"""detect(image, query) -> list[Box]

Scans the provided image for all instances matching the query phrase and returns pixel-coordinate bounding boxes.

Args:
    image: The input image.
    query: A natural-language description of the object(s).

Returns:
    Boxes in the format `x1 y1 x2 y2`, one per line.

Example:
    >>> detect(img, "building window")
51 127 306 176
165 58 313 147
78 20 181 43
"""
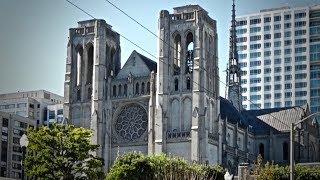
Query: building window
135 83 140 95
264 59 271 65
264 25 271 31
285 57 292 63
285 83 292 89
295 21 306 27
275 102 281 107
146 82 150 94
275 58 281 64
285 92 292 98
259 143 265 159
295 12 306 19
174 79 179 91
250 27 261 33
284 14 291 20
274 15 281 22
285 31 291 37
285 75 292 81
285 101 292 106
264 42 271 48
237 20 247 26
264 94 271 99
264 77 271 82
274 33 281 39
250 18 261 25
284 40 292 46
124 84 128 96
118 85 122 96
264 34 271 40
113 85 117 97
185 78 191 91
264 17 271 23
2 118 8 127
274 41 281 47
250 35 261 41
274 24 281 30
250 52 261 58
275 84 282 90
284 23 291 28
265 85 271 91
250 69 261 75
141 83 145 94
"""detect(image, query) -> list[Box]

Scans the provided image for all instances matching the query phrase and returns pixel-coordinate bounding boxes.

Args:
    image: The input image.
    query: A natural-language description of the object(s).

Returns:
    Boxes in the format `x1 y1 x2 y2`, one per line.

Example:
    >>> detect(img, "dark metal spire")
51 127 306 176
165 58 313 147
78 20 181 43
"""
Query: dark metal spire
226 0 242 111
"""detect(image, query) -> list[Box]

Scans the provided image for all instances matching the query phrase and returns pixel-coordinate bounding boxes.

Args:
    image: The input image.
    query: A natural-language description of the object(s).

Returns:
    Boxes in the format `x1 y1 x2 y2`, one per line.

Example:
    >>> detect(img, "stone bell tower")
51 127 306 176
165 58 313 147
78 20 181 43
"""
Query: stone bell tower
64 19 120 169
155 5 219 164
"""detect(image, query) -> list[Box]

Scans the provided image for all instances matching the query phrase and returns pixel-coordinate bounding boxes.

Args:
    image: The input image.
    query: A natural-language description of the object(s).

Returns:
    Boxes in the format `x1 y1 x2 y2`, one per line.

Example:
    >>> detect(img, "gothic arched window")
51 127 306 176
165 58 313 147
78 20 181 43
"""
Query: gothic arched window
124 84 128 96
186 32 194 74
86 45 94 84
174 34 181 75
135 83 140 95
113 85 117 97
174 79 179 91
87 87 92 100
186 77 191 90
259 143 265 159
283 142 289 161
146 82 150 93
76 46 83 86
141 82 145 94
118 85 122 97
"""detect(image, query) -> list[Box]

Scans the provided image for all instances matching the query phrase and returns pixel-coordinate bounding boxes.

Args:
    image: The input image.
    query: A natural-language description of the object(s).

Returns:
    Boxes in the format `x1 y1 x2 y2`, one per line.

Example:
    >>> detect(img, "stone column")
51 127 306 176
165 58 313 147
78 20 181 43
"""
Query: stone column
148 72 156 155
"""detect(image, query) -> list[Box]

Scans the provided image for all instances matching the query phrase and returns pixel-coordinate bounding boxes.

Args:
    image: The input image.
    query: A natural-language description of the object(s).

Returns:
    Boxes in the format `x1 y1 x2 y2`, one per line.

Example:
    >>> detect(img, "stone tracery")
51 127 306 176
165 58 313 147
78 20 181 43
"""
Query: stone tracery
115 104 148 141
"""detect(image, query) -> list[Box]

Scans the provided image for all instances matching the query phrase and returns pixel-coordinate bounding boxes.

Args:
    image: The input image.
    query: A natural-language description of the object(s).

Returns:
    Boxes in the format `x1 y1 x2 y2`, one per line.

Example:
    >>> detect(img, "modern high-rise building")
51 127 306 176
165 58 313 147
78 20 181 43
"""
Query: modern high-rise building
235 5 320 119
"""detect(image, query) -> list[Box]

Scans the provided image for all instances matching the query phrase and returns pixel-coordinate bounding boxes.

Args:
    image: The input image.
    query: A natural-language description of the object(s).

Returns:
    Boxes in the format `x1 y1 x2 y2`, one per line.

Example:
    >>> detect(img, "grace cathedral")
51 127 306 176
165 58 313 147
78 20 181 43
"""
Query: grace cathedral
64 2 320 172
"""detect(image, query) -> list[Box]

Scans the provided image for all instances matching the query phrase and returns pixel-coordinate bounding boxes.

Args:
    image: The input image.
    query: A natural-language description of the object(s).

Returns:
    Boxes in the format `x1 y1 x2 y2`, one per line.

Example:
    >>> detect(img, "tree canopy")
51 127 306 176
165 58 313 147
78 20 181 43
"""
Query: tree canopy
24 124 104 180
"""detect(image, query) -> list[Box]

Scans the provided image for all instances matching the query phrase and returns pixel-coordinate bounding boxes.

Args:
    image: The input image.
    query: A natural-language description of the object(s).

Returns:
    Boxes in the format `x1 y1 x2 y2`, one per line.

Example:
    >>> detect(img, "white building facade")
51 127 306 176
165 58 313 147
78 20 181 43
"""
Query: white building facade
236 5 320 117
0 90 64 126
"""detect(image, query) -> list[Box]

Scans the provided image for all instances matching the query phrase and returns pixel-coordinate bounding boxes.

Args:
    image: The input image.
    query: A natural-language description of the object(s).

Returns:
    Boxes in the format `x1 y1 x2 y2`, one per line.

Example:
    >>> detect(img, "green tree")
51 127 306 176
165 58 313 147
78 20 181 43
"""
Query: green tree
24 124 105 180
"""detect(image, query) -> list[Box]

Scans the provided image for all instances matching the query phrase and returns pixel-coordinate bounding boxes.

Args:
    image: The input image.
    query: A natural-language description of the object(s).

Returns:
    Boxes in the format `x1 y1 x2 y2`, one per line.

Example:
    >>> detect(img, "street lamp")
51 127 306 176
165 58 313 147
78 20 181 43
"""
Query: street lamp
290 112 320 180
20 134 29 180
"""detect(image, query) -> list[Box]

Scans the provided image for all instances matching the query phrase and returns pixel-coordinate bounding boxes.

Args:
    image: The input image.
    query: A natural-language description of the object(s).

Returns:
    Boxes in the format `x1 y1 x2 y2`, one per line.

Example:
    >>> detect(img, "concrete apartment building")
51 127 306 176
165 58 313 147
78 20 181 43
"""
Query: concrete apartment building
0 111 36 179
0 90 64 126
235 5 320 119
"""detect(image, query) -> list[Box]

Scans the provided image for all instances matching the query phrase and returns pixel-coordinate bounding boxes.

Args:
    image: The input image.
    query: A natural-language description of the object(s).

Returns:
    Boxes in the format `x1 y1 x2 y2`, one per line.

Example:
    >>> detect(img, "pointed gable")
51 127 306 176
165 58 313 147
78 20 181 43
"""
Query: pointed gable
116 50 157 79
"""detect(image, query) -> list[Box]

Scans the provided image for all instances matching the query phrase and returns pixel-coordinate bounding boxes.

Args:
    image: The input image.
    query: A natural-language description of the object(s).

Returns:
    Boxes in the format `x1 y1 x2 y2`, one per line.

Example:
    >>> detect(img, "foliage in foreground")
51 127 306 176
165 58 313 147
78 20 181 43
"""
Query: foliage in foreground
107 153 225 180
253 155 320 180
25 124 105 180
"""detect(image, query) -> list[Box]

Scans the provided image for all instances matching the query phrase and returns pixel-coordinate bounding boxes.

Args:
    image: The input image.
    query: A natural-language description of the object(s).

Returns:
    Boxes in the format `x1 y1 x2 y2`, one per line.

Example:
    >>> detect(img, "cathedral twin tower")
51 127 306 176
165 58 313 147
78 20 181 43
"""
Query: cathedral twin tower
64 5 220 170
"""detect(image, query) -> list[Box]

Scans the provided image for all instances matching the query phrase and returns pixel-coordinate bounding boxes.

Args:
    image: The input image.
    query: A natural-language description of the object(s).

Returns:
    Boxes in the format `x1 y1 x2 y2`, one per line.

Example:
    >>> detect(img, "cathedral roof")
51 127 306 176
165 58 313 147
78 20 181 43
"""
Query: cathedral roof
219 96 308 135
135 51 157 72
245 106 306 133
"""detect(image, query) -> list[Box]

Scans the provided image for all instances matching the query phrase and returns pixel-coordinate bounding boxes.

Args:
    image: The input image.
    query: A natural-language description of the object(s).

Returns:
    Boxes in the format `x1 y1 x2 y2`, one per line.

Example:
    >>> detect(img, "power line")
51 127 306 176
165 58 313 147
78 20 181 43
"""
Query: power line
65 0 290 128
65 0 95 19
64 0 215 98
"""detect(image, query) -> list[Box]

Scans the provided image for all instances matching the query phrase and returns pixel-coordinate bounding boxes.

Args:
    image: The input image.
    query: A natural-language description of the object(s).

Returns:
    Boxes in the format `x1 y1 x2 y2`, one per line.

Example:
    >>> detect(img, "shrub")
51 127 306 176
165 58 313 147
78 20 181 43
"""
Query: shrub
106 153 225 180
256 162 320 180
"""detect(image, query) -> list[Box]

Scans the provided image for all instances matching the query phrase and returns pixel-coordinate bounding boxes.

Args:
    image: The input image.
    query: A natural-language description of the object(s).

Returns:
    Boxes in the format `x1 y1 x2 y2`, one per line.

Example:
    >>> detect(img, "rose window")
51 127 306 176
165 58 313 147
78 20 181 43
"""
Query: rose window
115 104 148 141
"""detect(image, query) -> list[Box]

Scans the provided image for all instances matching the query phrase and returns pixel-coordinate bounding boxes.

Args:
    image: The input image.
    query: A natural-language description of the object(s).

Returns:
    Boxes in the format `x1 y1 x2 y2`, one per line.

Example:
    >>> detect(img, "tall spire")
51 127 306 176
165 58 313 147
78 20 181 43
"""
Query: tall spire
226 0 242 111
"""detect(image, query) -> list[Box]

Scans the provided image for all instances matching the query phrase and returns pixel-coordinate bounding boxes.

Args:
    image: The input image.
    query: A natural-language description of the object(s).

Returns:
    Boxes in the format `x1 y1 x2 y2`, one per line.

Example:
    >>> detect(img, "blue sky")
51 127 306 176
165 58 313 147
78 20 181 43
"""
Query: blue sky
0 0 318 96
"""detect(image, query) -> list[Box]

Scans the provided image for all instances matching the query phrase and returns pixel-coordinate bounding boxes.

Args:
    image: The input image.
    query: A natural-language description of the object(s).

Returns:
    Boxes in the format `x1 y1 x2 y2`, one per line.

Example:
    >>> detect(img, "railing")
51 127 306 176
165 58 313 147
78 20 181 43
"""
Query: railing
166 130 190 139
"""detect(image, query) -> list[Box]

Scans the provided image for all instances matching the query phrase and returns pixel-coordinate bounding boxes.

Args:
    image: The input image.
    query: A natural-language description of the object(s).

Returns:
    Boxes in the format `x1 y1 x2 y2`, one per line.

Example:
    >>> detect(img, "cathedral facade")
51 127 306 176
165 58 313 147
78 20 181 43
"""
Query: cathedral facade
64 4 320 172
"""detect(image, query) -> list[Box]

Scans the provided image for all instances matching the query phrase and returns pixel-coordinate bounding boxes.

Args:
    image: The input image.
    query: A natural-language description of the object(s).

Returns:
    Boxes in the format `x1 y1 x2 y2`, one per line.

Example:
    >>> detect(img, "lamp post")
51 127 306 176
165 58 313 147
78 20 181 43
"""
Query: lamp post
20 134 29 180
290 112 319 180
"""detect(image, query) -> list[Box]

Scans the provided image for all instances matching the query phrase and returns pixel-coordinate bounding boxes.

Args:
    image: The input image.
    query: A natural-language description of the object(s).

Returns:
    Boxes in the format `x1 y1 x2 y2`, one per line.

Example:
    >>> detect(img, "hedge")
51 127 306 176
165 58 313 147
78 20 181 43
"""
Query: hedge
256 162 320 180
106 153 225 180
